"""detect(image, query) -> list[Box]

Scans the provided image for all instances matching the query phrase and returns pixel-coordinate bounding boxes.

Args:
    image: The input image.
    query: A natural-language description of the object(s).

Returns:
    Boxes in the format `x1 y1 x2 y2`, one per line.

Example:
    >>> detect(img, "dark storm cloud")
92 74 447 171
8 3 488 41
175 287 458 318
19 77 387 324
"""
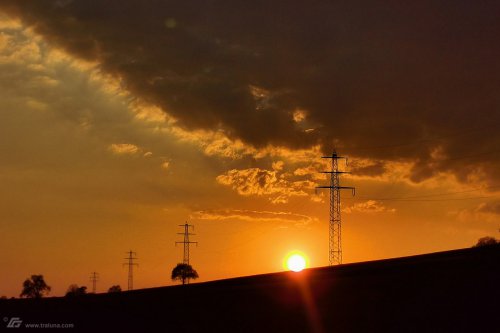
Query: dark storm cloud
1 0 499 183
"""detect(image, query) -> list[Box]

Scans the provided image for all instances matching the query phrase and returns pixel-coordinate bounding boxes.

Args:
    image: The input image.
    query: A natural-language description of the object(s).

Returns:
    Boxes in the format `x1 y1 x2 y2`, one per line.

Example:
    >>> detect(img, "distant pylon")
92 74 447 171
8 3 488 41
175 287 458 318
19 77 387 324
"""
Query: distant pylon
123 250 138 290
316 151 355 265
176 223 197 265
89 272 99 293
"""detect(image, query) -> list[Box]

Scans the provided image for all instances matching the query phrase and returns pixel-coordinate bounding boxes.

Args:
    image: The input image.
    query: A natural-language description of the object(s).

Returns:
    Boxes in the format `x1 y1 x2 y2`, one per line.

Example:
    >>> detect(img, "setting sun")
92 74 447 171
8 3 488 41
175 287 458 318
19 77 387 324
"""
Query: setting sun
284 252 308 272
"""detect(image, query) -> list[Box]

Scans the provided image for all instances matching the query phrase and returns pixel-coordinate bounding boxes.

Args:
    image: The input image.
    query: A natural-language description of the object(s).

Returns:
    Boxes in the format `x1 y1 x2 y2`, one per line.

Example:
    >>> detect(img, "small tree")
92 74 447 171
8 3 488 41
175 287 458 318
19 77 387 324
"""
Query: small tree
20 275 51 299
473 236 498 247
65 284 87 297
171 263 199 285
108 285 122 293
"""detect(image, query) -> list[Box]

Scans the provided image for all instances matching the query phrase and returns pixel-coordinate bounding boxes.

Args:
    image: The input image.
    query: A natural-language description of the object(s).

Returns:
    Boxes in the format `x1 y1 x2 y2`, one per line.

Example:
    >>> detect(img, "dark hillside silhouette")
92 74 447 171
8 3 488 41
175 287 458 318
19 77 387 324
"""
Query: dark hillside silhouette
2 245 499 332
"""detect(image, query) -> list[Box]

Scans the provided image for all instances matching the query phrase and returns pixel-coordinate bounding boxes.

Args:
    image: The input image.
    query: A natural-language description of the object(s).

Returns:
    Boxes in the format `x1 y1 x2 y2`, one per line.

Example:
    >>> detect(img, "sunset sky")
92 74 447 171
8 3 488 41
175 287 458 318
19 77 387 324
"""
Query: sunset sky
1 1 499 297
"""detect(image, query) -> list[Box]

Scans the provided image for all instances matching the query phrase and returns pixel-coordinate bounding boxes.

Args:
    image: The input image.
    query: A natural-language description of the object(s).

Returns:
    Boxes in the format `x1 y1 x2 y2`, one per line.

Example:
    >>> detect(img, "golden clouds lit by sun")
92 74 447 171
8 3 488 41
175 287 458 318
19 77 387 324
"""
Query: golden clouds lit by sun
292 109 306 123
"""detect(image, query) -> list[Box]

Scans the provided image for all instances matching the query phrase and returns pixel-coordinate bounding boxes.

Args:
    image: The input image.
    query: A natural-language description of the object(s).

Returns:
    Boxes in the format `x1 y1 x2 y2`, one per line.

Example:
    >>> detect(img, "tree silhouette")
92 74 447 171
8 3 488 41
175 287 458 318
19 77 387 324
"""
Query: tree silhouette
171 263 199 285
108 285 122 293
20 275 51 298
65 284 87 297
473 236 498 247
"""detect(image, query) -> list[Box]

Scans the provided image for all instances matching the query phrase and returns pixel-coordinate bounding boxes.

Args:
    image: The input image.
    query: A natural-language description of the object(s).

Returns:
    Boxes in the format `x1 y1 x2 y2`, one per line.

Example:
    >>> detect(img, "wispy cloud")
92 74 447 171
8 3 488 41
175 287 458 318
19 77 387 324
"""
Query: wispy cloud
190 209 314 225
343 200 396 214
450 201 500 223
160 161 170 170
476 201 500 215
108 143 140 155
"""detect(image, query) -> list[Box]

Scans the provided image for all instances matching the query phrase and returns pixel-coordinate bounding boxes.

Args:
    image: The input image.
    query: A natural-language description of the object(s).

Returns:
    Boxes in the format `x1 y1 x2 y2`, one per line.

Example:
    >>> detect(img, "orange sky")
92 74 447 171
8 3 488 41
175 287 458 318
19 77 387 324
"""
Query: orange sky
0 3 499 297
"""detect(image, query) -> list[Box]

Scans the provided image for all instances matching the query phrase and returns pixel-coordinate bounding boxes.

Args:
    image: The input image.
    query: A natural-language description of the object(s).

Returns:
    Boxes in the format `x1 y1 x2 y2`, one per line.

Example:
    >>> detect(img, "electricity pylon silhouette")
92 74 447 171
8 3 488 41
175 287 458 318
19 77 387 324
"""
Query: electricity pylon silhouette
176 223 197 265
89 272 99 293
316 151 355 265
123 250 138 290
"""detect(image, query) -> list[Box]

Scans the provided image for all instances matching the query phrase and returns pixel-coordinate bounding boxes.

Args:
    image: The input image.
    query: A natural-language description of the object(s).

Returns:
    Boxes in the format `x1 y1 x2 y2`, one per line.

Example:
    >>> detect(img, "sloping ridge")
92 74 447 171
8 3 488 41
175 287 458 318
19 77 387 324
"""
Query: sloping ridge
2 245 499 332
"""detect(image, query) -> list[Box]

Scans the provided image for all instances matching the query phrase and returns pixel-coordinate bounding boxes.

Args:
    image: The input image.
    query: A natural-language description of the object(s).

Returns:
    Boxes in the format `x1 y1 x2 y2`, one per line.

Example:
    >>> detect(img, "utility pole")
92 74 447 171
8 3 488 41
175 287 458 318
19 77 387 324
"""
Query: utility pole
123 250 138 291
89 272 99 293
316 151 355 265
176 223 197 265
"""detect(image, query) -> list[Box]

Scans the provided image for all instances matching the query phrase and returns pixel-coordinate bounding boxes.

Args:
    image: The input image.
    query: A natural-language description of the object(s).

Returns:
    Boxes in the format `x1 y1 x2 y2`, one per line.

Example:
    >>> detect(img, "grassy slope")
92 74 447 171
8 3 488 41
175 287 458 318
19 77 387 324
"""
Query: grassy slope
1 245 499 332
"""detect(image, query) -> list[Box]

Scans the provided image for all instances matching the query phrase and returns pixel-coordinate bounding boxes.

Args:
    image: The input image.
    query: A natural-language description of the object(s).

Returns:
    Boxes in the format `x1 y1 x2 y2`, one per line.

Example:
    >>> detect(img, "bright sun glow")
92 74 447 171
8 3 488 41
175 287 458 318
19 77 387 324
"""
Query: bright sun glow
285 252 308 272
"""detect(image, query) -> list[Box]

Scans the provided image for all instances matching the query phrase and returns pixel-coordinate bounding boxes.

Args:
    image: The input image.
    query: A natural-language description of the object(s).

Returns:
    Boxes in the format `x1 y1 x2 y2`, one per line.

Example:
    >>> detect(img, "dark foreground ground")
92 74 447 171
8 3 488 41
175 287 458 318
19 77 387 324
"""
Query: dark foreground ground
1 245 499 332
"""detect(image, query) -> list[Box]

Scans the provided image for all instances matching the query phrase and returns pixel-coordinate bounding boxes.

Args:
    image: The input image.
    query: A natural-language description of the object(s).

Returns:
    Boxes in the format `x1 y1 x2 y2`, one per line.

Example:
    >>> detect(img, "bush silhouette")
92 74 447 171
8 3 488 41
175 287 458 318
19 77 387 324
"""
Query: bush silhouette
108 285 122 293
474 236 498 247
20 275 51 298
65 284 87 297
171 263 199 285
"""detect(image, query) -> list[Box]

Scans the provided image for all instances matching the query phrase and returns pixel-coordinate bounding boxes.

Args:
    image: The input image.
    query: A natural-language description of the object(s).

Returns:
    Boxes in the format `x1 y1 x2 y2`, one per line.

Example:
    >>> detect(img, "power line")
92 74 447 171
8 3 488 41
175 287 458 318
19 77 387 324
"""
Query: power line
316 151 355 265
200 224 276 255
123 250 138 291
89 272 99 293
436 148 500 163
344 195 495 202
346 185 500 202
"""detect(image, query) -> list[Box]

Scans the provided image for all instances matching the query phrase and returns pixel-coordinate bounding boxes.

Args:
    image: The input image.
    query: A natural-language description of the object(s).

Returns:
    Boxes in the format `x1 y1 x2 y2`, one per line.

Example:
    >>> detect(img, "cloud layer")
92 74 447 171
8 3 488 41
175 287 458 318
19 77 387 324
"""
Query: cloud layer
1 1 499 185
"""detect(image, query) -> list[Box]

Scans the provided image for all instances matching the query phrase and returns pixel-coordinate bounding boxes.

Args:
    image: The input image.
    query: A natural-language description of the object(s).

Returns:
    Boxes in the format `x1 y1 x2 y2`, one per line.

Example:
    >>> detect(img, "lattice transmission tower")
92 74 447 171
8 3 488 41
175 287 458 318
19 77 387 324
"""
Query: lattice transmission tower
316 151 355 265
89 271 99 293
123 250 138 290
176 223 197 265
